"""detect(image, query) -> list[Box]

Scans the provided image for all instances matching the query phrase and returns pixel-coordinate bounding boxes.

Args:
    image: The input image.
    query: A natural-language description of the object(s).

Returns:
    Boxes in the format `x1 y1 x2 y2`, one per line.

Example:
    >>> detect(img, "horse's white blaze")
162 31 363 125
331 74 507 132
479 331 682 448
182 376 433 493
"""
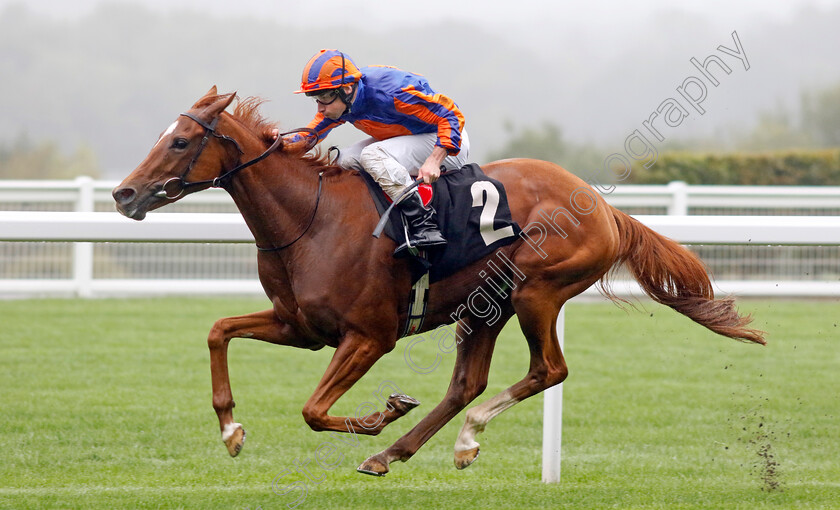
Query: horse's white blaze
454 389 518 452
222 422 243 441
154 121 178 147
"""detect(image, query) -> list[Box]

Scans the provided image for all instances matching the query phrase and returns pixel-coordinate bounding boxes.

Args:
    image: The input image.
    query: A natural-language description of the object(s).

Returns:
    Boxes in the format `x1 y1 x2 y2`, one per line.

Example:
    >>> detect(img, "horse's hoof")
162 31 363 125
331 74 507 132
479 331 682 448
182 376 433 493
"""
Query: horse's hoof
454 446 479 470
388 393 421 414
357 454 389 476
222 422 246 457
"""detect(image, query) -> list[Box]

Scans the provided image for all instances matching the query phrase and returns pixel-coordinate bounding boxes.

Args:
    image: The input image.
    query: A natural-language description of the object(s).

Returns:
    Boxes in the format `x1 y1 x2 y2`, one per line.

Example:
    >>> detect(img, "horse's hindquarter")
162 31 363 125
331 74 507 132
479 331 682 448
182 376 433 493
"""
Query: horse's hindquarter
484 158 620 285
417 159 620 332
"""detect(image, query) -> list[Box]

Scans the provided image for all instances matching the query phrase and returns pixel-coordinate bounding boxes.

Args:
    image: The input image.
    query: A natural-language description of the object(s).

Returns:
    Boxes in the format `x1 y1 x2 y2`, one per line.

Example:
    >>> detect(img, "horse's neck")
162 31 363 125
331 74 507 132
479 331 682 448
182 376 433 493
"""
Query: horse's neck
217 118 381 272
227 152 323 250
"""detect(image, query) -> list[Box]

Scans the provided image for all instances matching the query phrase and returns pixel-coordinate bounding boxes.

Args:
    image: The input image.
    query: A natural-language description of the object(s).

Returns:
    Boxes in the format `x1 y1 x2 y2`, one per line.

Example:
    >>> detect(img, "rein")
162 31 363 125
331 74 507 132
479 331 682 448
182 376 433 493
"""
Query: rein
156 112 318 199
157 111 322 251
256 171 324 252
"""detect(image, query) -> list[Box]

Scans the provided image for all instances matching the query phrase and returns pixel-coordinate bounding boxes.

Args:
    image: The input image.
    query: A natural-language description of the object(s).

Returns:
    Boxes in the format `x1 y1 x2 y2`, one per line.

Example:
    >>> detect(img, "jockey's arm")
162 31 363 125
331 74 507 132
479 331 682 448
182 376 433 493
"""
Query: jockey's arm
269 114 339 145
417 146 448 184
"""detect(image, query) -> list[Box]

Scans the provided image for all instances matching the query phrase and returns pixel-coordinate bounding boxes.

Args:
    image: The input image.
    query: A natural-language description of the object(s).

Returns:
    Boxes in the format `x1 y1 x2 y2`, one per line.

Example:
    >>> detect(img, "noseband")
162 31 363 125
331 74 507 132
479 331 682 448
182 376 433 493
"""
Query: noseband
155 112 317 199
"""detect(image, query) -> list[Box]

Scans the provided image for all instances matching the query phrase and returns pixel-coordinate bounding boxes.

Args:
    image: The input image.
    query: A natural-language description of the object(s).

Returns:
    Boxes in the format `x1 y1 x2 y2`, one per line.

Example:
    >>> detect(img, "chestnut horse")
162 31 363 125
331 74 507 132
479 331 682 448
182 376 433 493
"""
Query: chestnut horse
113 87 764 476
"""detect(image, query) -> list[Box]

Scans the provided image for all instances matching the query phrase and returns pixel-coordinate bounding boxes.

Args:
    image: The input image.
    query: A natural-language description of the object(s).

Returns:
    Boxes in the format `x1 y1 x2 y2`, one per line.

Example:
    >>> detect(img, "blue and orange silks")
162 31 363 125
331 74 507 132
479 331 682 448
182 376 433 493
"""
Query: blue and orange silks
305 65 466 156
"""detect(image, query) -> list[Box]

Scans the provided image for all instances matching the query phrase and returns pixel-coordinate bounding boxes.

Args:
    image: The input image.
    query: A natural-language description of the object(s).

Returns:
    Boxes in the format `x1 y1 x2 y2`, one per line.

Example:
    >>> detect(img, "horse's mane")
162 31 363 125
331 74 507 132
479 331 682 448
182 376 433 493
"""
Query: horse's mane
198 93 336 168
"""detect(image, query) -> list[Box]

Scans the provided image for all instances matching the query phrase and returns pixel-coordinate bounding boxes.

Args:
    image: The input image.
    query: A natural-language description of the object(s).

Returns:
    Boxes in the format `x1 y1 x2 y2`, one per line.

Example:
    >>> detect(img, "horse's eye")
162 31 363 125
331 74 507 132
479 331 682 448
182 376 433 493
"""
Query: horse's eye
171 138 189 150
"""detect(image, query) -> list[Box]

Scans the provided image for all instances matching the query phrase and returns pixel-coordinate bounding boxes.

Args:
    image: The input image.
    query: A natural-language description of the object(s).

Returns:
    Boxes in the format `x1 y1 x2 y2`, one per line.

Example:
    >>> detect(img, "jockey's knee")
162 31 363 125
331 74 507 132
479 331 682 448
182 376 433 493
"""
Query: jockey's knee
359 144 395 174
360 145 412 200
336 149 363 171
337 138 375 171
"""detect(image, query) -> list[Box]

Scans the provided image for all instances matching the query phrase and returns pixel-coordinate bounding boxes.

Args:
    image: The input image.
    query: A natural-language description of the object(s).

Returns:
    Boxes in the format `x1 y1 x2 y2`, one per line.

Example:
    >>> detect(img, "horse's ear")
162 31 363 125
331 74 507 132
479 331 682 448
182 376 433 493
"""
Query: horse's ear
204 92 237 118
193 85 219 108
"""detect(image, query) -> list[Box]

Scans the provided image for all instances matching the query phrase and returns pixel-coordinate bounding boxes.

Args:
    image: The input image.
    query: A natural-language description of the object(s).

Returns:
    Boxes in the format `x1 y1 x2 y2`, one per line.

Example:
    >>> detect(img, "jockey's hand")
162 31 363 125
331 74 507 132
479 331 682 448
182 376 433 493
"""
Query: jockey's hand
417 161 441 184
417 147 448 184
268 128 279 141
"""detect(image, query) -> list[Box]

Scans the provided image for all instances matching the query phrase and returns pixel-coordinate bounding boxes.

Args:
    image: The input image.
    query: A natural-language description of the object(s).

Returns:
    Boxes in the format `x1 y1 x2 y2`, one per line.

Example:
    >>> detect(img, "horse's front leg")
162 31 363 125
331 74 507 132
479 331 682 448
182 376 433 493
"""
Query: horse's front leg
208 309 323 457
300 332 419 436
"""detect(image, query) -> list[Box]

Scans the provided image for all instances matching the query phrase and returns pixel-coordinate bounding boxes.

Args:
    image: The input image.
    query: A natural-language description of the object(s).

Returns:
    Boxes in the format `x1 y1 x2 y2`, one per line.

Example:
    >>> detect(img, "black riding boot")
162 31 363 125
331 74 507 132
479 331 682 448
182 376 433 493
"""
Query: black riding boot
394 192 447 256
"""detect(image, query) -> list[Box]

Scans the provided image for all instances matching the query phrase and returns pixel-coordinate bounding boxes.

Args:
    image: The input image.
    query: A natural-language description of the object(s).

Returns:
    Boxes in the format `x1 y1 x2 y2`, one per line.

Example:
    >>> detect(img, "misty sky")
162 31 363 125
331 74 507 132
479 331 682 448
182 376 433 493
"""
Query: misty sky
8 0 840 23
8 0 840 50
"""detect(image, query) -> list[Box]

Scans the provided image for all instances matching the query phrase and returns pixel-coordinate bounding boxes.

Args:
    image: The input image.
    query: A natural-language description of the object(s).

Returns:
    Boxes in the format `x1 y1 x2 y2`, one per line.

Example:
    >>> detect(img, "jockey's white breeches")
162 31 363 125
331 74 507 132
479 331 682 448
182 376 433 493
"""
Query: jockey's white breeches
336 130 470 201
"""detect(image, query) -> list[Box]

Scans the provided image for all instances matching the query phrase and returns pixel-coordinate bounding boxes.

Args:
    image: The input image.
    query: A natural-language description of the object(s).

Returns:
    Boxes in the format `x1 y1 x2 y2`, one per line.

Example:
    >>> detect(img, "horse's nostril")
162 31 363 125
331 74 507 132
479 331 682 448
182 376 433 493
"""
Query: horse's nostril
113 187 136 205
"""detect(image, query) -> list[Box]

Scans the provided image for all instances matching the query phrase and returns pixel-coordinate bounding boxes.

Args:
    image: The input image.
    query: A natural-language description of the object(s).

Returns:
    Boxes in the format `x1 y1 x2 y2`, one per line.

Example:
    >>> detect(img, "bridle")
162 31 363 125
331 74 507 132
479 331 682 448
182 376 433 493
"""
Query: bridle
154 112 317 200
156 111 323 251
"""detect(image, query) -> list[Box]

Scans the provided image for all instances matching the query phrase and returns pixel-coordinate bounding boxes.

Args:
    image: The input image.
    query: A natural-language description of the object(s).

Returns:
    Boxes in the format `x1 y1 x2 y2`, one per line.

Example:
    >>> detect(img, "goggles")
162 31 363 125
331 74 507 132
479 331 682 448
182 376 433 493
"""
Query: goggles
311 89 341 106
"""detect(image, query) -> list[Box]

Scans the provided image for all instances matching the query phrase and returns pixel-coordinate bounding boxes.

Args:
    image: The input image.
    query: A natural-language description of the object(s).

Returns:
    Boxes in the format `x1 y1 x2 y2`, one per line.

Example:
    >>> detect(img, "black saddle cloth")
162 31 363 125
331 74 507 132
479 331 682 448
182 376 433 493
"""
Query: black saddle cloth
360 163 521 283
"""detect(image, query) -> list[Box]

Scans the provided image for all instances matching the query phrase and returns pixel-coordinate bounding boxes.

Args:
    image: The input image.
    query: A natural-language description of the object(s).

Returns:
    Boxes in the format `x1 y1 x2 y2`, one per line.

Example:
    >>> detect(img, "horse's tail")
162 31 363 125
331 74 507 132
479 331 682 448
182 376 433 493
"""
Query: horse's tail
600 206 766 345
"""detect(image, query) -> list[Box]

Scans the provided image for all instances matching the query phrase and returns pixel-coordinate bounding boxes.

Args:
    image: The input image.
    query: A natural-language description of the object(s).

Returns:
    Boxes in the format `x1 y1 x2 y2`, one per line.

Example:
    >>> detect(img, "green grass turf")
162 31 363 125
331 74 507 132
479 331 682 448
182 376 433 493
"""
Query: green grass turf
0 297 838 509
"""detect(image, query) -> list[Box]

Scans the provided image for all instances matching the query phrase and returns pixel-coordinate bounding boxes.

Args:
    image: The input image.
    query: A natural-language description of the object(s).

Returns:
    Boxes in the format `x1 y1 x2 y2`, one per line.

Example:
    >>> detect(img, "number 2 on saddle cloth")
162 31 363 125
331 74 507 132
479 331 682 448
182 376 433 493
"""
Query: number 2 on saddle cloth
360 163 522 284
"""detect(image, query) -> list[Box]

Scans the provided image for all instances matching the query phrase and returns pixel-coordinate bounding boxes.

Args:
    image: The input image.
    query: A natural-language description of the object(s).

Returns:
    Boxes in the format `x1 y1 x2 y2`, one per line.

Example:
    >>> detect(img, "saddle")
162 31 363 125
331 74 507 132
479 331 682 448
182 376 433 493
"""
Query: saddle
359 163 521 283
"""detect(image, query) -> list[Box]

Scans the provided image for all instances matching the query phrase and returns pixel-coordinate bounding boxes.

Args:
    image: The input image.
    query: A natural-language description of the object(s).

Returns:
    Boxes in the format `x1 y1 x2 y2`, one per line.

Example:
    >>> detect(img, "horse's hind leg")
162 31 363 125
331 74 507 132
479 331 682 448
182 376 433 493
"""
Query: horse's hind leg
357 312 511 476
208 309 323 457
453 281 586 469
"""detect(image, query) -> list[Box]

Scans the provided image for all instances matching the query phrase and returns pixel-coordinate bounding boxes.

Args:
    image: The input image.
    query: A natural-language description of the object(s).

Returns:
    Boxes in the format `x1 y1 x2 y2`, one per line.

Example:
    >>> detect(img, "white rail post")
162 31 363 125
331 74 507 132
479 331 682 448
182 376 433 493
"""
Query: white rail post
542 305 565 483
73 176 95 298
667 180 689 215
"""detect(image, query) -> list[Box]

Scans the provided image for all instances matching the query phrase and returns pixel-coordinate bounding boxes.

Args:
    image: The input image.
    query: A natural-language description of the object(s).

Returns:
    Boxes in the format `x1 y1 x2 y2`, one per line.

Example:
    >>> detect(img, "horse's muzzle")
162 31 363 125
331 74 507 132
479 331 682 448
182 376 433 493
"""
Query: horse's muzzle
112 186 147 220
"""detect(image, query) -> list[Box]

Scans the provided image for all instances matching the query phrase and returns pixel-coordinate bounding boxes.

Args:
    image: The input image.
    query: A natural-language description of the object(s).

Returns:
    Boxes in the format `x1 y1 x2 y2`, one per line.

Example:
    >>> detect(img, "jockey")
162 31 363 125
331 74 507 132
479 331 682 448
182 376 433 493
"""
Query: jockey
291 49 470 255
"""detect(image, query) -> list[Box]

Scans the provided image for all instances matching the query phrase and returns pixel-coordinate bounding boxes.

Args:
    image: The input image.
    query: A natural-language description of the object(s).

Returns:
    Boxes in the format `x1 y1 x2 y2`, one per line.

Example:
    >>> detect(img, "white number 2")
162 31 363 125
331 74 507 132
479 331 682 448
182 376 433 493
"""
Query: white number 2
471 181 515 246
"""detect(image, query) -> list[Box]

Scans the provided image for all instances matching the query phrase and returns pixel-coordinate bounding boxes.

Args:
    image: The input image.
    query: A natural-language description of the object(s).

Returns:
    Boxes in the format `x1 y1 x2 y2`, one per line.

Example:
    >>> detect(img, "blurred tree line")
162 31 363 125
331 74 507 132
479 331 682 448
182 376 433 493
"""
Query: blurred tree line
739 82 840 150
487 121 603 181
490 81 840 185
628 150 840 185
0 135 100 179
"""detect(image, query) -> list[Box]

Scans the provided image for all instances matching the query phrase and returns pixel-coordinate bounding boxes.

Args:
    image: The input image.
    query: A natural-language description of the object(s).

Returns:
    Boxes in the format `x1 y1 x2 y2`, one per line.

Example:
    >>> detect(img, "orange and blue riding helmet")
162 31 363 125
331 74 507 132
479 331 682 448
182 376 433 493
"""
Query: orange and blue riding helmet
295 49 363 95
